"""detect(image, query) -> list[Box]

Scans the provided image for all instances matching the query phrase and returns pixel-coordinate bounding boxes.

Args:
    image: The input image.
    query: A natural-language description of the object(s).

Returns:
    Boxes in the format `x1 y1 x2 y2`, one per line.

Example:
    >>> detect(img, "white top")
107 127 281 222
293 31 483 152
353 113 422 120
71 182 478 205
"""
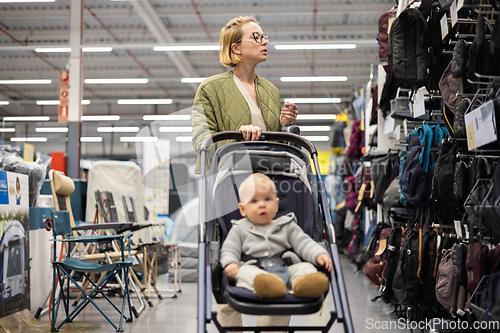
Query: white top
233 73 267 131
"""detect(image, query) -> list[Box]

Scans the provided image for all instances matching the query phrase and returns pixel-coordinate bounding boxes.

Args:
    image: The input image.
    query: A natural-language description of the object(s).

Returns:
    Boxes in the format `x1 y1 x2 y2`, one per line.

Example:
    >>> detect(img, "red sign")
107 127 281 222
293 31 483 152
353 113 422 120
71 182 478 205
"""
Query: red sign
59 70 69 122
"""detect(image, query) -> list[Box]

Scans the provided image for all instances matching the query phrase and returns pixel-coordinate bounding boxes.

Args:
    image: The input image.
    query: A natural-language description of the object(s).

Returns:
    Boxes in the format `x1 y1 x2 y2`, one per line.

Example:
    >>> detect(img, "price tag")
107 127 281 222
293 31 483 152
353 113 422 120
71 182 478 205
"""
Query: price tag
454 220 463 239
384 115 395 135
413 87 425 118
394 125 401 140
403 119 408 136
450 1 458 27
457 0 464 11
440 15 449 40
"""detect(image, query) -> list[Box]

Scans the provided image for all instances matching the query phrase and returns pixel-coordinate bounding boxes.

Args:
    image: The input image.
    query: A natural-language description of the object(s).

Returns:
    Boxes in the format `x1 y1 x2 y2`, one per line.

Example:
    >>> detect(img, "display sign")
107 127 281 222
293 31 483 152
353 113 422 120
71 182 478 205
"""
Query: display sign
59 70 69 122
0 171 29 318
464 100 497 150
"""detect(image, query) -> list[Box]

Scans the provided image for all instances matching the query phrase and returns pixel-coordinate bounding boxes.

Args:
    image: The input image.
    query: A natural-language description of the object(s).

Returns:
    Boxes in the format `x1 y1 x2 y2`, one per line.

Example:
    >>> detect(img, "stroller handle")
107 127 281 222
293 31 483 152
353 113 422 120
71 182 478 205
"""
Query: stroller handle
200 131 317 154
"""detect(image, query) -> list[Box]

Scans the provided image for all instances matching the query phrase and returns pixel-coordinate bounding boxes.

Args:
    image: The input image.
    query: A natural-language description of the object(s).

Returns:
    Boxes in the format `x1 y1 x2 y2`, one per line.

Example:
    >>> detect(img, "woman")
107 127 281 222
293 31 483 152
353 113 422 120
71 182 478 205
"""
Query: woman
191 16 298 174
191 16 298 331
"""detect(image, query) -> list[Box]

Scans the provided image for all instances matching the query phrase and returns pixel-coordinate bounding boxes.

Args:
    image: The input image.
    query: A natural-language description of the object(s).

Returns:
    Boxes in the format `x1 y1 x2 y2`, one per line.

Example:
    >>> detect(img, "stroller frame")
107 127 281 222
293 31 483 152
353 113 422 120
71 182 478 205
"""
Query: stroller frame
197 131 354 333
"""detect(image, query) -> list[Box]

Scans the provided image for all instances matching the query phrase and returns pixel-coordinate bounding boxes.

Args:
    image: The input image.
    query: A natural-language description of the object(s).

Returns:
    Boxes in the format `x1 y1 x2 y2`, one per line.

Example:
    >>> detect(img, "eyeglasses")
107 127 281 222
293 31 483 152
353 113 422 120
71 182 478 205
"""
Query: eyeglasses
251 32 270 45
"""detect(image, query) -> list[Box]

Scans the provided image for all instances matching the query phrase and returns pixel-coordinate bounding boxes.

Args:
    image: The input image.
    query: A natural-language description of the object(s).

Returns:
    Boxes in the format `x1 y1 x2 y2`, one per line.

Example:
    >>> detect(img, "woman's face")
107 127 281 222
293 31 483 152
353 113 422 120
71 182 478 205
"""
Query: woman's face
233 22 269 66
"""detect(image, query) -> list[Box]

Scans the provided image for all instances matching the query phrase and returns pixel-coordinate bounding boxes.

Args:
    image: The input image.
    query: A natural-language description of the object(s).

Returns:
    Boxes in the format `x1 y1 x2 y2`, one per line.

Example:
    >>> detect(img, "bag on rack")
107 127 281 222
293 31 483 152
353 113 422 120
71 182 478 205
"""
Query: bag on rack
432 140 458 209
378 6 398 72
439 61 463 114
392 228 422 307
420 228 440 315
346 120 364 161
436 245 460 315
371 153 396 205
389 7 430 86
379 227 403 304
453 98 469 138
492 18 500 77
466 243 490 294
453 160 469 207
451 39 467 79
452 242 468 287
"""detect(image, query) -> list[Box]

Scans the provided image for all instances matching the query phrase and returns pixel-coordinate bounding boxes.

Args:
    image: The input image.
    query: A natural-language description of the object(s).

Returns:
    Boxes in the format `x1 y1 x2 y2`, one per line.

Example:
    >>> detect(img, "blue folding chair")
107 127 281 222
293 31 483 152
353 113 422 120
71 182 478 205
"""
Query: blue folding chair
49 209 134 332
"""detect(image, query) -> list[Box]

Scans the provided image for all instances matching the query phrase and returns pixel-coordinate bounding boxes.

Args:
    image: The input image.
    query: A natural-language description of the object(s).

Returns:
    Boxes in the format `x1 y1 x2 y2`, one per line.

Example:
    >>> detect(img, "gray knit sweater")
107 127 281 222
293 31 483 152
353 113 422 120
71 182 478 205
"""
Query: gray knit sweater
220 212 328 268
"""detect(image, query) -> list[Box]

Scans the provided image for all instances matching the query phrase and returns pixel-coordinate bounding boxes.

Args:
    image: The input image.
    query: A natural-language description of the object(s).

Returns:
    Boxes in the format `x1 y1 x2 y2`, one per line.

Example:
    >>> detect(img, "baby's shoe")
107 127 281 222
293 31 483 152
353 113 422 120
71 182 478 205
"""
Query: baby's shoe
292 272 328 298
253 273 287 298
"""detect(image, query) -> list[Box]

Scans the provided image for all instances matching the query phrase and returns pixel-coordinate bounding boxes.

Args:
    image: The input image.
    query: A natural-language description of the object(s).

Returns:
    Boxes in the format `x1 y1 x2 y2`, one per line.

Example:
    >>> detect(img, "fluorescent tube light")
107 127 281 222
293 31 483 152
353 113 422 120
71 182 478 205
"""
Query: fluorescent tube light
35 47 71 53
0 79 51 85
84 78 148 84
181 78 207 83
275 44 356 50
36 127 68 133
154 45 219 52
302 136 330 142
11 137 48 142
120 137 158 142
0 101 9 106
82 100 90 105
117 99 172 105
143 115 191 121
82 47 113 52
0 128 15 132
3 116 50 121
80 137 103 142
0 0 55 2
175 136 192 142
299 126 332 132
97 127 139 133
297 114 337 120
36 100 59 105
159 127 193 133
285 98 341 104
280 76 348 82
81 115 120 121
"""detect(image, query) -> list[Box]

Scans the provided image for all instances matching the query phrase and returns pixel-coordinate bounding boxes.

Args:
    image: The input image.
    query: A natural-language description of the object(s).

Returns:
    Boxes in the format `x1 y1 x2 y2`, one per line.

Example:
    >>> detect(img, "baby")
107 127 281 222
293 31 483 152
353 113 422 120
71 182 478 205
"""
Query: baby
220 173 332 298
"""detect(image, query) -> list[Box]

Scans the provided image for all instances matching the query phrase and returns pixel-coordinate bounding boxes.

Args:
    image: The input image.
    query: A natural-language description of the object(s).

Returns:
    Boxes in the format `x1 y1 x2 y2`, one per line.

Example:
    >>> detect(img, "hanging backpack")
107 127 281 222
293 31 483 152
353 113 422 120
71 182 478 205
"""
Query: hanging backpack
380 227 404 304
378 5 398 71
436 245 460 315
419 228 439 316
389 7 430 86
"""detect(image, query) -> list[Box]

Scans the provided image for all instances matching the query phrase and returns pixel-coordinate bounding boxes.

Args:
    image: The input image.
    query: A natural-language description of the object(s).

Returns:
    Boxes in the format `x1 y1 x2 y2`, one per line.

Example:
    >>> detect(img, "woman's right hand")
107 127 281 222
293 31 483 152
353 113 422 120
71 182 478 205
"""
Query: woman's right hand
225 263 240 281
239 125 262 141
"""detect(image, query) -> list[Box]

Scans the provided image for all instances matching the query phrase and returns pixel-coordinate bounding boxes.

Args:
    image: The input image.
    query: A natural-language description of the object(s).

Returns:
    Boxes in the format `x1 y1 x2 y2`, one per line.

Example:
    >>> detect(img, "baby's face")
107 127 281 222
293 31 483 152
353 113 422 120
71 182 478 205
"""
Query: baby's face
238 183 279 226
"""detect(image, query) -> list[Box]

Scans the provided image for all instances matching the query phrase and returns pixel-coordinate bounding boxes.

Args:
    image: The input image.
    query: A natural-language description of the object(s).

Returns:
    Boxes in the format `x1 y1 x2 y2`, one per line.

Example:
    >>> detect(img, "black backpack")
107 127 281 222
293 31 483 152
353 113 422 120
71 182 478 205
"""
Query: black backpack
392 227 422 308
389 7 430 86
432 140 458 210
380 227 403 304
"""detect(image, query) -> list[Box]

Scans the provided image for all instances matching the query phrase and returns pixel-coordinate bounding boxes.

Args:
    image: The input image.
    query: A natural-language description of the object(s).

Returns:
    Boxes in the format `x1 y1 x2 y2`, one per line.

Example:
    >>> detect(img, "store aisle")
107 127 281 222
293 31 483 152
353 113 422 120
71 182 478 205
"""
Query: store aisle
42 256 407 333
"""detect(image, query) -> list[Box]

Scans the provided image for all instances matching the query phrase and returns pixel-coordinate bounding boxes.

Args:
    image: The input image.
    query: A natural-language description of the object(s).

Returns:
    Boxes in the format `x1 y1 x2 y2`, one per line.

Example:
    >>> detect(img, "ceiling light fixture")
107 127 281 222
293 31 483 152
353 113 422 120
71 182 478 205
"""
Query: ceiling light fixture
298 126 332 132
181 78 207 83
35 127 68 133
97 127 139 133
153 45 219 52
81 100 90 105
84 78 148 84
159 127 192 133
275 44 356 50
0 101 9 106
296 114 337 120
120 137 158 142
143 115 191 121
82 47 113 52
35 47 71 53
280 76 348 82
10 137 48 142
3 116 50 121
285 98 341 104
80 137 103 143
36 100 60 105
81 115 120 121
0 0 55 2
302 136 330 142
0 128 15 132
0 79 51 84
175 136 192 142
117 99 172 105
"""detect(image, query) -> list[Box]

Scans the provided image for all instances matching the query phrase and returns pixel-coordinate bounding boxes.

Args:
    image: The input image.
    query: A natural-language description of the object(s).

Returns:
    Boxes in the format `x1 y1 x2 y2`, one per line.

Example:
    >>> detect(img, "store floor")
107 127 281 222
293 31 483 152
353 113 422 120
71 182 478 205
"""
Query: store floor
38 256 407 332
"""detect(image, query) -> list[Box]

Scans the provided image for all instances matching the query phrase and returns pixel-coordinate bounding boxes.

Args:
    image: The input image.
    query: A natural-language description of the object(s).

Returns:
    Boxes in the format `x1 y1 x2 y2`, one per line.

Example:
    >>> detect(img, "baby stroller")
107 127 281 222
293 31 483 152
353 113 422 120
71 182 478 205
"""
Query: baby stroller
197 131 354 333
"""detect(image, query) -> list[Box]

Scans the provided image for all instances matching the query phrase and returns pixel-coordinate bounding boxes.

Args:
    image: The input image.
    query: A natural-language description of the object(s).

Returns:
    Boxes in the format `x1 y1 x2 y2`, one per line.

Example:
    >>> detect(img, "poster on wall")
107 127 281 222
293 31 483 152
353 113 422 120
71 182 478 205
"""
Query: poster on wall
0 171 29 318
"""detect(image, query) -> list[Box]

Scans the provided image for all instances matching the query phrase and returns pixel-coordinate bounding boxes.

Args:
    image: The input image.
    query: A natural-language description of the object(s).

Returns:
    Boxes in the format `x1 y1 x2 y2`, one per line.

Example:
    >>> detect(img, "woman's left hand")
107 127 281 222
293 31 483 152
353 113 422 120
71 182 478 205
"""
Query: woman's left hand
280 102 298 125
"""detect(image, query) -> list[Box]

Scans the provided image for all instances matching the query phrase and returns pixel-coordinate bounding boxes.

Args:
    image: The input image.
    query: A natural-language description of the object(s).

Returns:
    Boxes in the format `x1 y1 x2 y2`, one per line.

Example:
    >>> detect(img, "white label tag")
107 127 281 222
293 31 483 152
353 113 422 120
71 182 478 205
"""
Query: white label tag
457 0 464 11
440 15 449 40
454 220 463 239
394 125 401 140
451 1 458 27
403 119 408 136
413 87 426 118
384 115 395 135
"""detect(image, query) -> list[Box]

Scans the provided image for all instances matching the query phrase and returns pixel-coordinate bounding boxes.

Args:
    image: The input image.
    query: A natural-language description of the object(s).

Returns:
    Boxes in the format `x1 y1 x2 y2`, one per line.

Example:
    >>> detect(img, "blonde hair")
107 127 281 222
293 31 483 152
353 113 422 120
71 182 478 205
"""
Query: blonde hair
219 16 259 68
238 173 277 204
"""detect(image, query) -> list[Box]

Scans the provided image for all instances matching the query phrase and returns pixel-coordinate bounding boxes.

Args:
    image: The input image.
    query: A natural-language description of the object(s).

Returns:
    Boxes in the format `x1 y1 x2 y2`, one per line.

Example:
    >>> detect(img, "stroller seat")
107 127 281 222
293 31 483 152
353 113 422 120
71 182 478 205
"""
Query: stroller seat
197 131 354 333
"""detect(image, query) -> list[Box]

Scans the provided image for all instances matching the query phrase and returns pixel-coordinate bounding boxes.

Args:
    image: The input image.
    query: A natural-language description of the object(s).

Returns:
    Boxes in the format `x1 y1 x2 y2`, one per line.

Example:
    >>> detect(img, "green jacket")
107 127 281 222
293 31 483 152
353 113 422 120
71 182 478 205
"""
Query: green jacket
191 71 281 174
